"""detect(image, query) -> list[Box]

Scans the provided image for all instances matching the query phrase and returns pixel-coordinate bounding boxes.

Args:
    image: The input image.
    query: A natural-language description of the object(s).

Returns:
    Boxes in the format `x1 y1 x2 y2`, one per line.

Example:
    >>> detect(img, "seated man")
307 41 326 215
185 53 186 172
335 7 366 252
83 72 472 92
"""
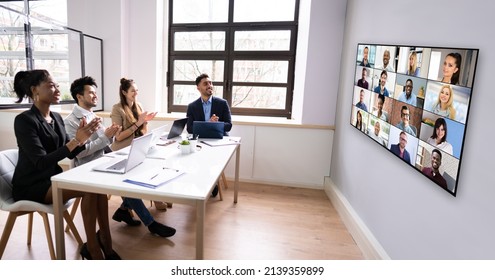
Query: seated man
373 70 390 97
355 89 368 111
396 105 417 137
390 131 411 164
376 49 395 72
359 46 371 67
397 79 417 106
368 121 386 147
422 149 448 189
64 76 176 238
186 73 232 197
357 67 369 90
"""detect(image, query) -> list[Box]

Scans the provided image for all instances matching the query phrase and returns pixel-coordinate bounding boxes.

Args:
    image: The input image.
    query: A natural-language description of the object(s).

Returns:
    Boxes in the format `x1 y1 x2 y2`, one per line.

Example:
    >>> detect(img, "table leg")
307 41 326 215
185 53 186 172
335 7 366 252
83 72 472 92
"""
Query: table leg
52 182 66 260
195 200 206 260
234 144 240 203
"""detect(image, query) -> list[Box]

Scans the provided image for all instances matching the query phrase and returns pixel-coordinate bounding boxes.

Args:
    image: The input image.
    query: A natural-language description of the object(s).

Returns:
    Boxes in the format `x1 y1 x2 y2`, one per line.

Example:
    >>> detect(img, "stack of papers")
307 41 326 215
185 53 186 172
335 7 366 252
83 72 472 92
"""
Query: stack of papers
124 167 185 189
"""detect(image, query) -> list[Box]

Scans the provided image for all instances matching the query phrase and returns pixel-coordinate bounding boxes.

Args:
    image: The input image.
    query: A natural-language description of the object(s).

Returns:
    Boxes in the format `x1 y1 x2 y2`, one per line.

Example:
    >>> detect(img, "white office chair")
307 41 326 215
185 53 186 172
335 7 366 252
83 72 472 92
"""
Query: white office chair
0 149 83 259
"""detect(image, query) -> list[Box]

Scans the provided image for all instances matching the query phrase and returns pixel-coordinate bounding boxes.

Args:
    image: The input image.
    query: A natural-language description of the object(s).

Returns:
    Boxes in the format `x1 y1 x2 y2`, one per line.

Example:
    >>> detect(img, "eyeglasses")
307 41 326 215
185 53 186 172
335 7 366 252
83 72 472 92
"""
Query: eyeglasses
401 113 410 117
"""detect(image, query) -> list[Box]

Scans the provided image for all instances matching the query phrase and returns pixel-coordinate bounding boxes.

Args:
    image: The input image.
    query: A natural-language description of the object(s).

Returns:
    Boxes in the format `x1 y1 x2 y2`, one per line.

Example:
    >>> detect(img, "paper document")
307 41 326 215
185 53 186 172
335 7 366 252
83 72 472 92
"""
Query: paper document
200 138 240 147
123 167 185 189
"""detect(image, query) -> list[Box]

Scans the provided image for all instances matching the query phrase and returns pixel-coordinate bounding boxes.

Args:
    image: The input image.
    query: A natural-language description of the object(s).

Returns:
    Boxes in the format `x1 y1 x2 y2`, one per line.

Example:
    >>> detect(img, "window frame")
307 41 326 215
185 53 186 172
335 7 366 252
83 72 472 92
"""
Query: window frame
167 0 299 118
0 1 104 111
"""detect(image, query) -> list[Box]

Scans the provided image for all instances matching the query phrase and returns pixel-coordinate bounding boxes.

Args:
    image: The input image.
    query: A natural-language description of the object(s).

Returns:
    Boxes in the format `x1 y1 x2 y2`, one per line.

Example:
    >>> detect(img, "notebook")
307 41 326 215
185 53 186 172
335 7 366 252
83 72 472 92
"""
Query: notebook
93 133 153 174
124 166 185 189
193 121 225 139
166 118 188 139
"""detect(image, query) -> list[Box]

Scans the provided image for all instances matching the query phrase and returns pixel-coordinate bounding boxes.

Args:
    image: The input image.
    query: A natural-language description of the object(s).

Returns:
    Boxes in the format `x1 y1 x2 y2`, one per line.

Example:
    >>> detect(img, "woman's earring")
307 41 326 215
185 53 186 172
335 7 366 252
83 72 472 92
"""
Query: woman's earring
34 95 39 102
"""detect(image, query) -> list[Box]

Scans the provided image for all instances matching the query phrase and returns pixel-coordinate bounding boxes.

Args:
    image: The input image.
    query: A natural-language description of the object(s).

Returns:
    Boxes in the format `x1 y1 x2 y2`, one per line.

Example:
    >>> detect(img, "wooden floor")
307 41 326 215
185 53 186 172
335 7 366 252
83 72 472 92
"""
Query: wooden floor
0 182 364 260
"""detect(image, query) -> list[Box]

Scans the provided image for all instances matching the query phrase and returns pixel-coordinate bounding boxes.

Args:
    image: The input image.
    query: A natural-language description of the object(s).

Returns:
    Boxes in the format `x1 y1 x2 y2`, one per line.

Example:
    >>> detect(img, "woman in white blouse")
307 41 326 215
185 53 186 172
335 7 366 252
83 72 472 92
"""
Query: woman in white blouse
427 117 453 155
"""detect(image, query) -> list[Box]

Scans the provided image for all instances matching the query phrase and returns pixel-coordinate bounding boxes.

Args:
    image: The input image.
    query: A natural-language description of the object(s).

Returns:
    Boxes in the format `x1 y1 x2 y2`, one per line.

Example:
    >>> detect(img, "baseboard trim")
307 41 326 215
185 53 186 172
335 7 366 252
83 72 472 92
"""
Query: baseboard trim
323 177 390 260
224 177 323 190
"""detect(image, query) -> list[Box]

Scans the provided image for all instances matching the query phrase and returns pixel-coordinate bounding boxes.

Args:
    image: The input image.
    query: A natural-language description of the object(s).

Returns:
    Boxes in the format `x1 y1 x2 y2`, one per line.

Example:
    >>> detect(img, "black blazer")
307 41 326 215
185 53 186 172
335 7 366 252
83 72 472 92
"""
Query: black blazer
12 105 84 203
186 96 232 134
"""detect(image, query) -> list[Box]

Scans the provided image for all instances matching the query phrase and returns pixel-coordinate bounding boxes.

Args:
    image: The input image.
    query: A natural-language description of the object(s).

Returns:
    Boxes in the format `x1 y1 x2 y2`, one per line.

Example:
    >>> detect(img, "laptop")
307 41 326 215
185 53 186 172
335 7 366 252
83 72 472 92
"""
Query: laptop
193 121 225 139
93 133 153 174
166 118 188 139
147 125 168 151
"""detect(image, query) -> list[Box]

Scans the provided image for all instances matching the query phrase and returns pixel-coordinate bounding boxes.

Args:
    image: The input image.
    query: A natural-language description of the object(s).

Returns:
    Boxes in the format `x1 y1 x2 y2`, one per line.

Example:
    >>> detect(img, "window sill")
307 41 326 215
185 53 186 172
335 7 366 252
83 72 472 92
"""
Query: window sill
1 108 333 130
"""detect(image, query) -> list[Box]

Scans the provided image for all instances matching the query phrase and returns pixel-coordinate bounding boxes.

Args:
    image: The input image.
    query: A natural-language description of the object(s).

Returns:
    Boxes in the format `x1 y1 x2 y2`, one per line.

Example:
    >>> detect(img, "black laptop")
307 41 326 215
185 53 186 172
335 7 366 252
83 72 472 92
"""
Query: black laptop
193 121 225 139
166 118 188 139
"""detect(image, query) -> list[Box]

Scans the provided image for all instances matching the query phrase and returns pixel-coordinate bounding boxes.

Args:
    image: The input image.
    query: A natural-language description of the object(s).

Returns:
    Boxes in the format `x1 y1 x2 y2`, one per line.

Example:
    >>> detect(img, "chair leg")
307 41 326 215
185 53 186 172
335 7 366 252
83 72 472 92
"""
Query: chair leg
27 212 34 245
63 210 83 246
39 211 56 260
221 172 229 189
0 212 19 259
65 197 81 233
218 184 224 201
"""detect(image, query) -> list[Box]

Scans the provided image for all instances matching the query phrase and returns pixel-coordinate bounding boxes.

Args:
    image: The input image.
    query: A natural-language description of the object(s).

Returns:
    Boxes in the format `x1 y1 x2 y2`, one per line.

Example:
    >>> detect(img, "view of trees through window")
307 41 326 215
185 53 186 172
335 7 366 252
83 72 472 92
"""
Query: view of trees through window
0 0 79 108
168 0 299 118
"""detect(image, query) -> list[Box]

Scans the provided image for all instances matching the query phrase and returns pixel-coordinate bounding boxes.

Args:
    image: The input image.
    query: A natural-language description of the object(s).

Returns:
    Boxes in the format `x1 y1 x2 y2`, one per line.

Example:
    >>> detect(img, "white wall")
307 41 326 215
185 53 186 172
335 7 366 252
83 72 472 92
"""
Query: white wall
331 0 495 259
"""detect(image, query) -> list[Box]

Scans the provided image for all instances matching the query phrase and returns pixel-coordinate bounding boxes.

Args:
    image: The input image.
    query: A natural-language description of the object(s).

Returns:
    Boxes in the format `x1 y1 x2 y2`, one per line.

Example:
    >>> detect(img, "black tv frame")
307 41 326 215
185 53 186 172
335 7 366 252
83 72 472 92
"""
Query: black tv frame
351 43 479 196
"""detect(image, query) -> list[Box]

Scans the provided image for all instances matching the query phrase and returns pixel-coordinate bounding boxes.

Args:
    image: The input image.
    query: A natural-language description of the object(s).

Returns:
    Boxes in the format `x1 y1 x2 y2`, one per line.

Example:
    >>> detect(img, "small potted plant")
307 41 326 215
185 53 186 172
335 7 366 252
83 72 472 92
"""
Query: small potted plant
179 139 190 154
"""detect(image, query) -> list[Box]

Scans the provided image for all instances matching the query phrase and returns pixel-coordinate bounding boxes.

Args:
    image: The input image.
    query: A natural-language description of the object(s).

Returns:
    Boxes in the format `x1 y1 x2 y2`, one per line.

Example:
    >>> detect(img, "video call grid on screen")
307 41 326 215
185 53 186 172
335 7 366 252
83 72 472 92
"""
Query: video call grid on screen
351 43 479 196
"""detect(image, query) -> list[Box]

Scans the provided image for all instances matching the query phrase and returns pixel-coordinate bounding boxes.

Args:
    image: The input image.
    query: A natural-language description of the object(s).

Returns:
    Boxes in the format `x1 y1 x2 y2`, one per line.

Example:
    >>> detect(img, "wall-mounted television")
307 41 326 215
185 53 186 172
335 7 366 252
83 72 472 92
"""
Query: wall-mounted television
351 44 479 196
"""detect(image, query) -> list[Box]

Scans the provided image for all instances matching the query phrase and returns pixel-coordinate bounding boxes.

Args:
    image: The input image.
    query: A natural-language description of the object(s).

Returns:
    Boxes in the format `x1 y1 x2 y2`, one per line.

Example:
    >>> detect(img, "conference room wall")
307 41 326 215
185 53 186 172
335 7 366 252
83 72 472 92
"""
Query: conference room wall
330 0 495 259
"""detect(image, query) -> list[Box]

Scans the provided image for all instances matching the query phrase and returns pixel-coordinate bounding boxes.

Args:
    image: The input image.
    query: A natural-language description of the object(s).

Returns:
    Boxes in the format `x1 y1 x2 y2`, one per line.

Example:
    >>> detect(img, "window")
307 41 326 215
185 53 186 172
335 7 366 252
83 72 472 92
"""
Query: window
168 0 299 118
0 0 103 110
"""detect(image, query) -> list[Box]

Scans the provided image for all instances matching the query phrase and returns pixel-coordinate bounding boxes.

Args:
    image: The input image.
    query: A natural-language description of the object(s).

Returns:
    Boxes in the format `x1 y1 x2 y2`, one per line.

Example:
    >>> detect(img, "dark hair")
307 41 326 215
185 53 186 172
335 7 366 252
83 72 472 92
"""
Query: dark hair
431 118 448 143
401 105 409 114
377 94 385 103
195 73 209 86
432 148 442 160
119 77 144 136
355 110 362 130
13 69 51 103
380 70 388 78
447 53 462 85
70 76 97 103
119 77 135 108
406 78 413 85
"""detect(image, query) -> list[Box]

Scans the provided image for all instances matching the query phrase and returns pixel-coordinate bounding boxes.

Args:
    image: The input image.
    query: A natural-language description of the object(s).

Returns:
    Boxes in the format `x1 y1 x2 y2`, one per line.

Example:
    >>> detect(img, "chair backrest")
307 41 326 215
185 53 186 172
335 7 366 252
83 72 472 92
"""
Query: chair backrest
0 149 19 209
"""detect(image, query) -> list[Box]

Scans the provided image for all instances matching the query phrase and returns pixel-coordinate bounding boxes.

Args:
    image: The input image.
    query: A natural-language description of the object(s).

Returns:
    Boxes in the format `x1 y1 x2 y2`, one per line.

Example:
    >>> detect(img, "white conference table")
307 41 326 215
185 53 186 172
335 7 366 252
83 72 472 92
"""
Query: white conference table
52 137 240 260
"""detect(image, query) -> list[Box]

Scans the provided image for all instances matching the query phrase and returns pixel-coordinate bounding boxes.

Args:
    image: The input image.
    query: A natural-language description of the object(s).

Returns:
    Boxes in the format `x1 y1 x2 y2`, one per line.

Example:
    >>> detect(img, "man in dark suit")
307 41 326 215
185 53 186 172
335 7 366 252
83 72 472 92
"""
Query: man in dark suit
186 73 232 197
390 131 411 164
186 73 232 135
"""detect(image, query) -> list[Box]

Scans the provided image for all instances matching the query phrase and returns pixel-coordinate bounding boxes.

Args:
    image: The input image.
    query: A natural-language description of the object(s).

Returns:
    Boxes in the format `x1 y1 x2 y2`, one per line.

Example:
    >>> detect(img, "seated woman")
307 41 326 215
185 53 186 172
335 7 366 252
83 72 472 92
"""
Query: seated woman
110 77 176 230
407 51 421 77
432 84 456 120
426 118 453 155
371 94 389 122
11 69 120 260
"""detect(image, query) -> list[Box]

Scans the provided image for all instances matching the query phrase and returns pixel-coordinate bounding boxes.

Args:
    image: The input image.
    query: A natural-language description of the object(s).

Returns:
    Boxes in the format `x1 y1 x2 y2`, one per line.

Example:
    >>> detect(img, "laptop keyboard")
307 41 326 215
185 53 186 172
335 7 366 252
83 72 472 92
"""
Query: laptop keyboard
108 159 127 170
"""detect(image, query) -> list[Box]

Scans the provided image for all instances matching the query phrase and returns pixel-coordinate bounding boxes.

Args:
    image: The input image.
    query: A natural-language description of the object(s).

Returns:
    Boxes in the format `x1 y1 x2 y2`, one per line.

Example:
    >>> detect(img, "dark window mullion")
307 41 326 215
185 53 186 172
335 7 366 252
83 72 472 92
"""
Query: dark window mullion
168 0 298 118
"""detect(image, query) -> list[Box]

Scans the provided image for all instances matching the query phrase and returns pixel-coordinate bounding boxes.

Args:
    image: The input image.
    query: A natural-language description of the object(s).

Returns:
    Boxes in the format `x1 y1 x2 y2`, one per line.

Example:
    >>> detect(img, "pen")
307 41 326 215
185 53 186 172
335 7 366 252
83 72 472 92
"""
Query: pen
163 167 179 172
150 173 158 180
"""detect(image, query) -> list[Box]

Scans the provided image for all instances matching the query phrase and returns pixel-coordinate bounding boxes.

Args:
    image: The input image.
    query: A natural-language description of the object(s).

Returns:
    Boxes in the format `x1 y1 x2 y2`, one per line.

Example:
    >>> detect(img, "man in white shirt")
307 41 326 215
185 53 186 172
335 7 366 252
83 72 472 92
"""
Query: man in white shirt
368 121 386 147
65 76 176 238
377 49 395 72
